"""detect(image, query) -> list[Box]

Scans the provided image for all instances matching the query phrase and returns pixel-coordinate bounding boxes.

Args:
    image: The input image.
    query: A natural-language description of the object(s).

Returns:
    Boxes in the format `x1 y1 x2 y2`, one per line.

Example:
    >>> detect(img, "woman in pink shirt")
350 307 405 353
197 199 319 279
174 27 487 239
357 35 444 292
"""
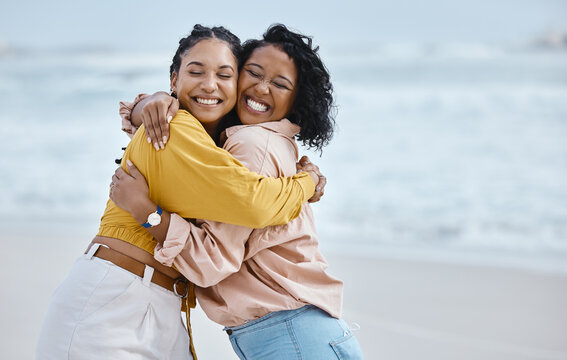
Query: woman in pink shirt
112 24 364 359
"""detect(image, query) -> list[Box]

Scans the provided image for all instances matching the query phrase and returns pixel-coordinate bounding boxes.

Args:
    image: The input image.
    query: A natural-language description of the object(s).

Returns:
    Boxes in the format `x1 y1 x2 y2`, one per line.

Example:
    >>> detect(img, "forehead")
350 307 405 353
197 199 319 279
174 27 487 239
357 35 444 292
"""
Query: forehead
181 38 237 67
246 45 297 75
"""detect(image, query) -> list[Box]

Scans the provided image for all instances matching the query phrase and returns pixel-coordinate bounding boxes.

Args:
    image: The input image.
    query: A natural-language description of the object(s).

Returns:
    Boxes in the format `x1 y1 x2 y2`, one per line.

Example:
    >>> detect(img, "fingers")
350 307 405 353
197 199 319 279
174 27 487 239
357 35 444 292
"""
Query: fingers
113 166 128 180
299 155 310 166
299 163 319 174
316 175 326 193
308 174 325 203
163 98 178 145
296 156 312 172
148 105 164 150
142 110 159 150
296 155 327 203
125 159 143 179
158 107 170 147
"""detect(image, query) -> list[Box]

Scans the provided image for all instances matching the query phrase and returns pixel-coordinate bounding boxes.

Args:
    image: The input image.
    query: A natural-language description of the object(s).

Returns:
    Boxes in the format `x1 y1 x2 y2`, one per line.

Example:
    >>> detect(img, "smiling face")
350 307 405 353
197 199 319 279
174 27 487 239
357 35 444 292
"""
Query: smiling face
170 38 238 135
237 44 298 125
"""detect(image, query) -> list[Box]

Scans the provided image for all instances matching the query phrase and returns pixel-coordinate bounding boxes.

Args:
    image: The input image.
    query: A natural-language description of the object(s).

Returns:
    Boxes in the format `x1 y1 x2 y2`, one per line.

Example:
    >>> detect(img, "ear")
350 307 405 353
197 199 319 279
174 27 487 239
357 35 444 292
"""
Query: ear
170 72 178 94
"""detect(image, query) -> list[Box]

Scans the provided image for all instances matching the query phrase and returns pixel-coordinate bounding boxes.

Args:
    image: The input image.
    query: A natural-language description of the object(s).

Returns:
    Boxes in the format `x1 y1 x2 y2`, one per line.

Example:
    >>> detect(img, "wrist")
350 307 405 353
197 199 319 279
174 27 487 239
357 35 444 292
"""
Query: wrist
141 205 162 228
131 199 158 225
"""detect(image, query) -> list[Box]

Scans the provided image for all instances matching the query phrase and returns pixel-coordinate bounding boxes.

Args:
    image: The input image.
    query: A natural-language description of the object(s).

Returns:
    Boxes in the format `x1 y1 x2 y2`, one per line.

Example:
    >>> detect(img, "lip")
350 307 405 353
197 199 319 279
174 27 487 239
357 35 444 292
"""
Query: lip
244 95 271 114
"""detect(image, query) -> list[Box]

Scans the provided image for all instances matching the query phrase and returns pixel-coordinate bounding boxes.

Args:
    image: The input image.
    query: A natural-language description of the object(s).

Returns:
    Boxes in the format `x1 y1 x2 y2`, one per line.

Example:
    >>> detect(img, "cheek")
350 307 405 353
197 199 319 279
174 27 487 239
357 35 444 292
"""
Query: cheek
223 79 237 102
277 93 295 115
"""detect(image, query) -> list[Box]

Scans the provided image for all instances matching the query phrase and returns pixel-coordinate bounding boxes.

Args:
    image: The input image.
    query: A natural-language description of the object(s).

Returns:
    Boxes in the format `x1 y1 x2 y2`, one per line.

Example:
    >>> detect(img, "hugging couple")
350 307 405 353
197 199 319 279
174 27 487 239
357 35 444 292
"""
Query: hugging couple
36 23 364 360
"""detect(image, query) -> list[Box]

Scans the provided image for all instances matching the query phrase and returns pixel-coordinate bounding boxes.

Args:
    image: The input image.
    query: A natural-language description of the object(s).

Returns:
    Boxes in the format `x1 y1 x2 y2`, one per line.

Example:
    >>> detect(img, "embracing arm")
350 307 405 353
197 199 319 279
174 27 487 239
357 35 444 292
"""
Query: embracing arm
121 110 316 228
111 160 252 287
120 92 179 150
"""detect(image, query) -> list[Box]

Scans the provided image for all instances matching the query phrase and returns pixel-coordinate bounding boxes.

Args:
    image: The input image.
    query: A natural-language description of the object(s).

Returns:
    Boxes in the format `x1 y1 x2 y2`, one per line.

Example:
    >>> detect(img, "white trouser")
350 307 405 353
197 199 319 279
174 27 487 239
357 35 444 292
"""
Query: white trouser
36 244 192 360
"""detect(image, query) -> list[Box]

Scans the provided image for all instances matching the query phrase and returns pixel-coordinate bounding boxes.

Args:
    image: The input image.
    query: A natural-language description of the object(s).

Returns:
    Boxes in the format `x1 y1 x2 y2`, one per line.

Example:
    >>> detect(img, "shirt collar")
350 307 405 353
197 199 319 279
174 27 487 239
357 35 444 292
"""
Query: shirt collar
225 119 300 139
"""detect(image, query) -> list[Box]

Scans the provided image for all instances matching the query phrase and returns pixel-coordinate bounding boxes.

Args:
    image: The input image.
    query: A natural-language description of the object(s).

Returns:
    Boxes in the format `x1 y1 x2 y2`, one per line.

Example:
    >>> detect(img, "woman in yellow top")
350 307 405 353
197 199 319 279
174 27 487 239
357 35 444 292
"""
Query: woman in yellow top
35 25 323 360
112 24 364 359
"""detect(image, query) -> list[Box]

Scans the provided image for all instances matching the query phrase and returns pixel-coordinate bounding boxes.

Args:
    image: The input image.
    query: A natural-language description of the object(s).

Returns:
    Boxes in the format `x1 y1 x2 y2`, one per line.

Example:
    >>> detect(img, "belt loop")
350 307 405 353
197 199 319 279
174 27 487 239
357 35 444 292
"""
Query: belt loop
85 243 101 259
142 265 154 287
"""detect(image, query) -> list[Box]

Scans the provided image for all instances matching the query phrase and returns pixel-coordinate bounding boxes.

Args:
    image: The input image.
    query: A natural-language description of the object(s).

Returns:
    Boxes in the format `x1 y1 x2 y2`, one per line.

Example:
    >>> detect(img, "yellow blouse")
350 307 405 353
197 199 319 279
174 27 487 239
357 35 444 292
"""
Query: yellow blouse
97 110 315 256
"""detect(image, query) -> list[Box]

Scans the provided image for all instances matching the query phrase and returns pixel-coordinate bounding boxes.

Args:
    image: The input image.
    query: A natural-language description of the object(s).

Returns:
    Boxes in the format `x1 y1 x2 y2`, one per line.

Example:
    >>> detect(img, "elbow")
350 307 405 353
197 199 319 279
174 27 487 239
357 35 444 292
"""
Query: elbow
243 200 275 228
254 201 302 228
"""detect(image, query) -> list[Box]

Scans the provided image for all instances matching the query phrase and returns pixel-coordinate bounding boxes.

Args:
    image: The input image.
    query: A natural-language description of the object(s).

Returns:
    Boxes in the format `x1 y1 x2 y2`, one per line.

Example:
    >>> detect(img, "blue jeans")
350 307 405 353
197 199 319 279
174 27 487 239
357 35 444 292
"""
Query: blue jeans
224 305 364 359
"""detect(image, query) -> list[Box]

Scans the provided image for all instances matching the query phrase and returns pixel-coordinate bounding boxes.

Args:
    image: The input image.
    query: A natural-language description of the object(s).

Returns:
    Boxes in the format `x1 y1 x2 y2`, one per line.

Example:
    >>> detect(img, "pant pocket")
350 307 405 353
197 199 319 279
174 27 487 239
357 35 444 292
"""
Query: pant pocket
78 265 142 322
330 332 365 360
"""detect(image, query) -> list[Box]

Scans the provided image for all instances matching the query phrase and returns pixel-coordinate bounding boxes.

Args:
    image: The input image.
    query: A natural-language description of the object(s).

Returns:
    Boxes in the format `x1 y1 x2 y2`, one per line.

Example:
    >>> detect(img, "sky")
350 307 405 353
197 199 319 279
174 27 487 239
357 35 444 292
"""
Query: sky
1 0 566 51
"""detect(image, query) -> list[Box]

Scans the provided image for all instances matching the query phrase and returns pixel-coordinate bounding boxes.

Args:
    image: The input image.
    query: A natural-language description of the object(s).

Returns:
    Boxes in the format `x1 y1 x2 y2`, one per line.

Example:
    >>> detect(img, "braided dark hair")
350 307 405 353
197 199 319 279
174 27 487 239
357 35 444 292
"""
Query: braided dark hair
240 24 335 151
170 24 242 78
170 24 242 144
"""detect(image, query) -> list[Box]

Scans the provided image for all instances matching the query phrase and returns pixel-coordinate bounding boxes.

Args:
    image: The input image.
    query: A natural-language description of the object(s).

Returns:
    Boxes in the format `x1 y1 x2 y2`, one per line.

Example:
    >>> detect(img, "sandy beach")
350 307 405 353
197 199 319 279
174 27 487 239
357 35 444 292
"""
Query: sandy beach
2 226 566 360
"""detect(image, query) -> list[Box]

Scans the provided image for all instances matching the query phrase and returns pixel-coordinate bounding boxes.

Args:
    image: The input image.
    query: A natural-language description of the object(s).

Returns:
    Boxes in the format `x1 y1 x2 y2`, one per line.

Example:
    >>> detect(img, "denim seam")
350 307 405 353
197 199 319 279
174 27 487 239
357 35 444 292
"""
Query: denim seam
230 337 248 360
331 332 353 346
330 342 345 360
227 311 278 332
286 319 303 360
227 305 315 336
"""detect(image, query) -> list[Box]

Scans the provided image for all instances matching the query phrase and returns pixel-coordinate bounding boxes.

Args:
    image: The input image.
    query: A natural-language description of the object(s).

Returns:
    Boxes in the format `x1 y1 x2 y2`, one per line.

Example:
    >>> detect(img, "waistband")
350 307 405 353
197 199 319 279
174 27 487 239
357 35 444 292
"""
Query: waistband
223 305 315 334
86 243 189 298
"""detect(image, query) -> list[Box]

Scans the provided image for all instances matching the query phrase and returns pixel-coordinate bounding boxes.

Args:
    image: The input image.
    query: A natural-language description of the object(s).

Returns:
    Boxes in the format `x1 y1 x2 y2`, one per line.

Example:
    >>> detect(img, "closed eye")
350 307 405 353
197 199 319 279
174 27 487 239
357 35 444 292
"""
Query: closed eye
246 69 261 78
272 82 290 90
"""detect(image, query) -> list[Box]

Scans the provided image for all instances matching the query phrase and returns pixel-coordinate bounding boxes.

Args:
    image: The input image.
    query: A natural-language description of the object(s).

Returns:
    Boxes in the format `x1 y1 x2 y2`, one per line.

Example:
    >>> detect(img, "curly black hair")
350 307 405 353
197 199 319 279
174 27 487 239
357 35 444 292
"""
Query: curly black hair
240 24 336 151
169 24 243 144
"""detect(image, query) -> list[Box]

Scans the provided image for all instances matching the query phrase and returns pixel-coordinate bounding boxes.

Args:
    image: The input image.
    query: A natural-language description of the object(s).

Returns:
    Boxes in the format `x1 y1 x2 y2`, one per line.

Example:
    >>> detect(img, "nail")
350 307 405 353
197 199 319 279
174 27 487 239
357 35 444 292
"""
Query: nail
159 141 164 150
127 159 133 166
316 186 321 192
147 137 151 143
163 136 168 144
167 115 173 123
154 142 160 151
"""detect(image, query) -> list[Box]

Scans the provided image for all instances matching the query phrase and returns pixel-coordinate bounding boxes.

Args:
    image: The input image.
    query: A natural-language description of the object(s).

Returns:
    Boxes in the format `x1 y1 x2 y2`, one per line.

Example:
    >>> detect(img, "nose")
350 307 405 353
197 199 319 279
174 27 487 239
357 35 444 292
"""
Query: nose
201 73 218 93
254 80 269 95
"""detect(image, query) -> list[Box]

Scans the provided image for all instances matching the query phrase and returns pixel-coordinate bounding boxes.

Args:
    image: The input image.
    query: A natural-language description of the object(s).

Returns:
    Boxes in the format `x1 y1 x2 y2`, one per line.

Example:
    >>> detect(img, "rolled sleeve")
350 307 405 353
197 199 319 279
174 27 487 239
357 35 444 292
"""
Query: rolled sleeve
119 93 148 138
154 213 191 267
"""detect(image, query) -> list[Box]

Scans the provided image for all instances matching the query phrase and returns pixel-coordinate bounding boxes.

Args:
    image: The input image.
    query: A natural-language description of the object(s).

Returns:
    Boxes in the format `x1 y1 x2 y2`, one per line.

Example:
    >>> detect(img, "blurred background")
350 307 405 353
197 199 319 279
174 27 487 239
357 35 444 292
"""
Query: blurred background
1 0 566 359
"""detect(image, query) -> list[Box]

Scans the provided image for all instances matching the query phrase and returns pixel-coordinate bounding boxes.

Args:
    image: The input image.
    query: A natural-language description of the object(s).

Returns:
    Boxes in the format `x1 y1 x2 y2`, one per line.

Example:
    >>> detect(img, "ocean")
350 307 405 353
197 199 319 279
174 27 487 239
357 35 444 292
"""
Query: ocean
1 42 566 273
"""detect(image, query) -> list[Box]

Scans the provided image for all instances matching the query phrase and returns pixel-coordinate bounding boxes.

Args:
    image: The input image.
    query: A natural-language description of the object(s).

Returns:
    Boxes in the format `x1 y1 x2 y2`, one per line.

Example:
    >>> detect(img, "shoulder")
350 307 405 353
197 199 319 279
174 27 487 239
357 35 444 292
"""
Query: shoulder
168 110 216 146
170 110 205 132
224 120 300 176
225 119 299 152
223 126 271 173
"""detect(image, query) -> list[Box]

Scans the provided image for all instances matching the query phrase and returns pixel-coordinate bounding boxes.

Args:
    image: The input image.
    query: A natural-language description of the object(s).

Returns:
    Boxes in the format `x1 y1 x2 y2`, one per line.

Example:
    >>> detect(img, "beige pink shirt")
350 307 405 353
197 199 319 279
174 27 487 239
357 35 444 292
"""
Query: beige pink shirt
154 119 343 327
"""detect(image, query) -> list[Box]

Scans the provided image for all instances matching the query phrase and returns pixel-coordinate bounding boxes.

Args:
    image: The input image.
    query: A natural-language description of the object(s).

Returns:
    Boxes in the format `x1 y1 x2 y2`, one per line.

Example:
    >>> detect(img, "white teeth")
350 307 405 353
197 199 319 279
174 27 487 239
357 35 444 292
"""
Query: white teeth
196 97 219 105
247 98 268 112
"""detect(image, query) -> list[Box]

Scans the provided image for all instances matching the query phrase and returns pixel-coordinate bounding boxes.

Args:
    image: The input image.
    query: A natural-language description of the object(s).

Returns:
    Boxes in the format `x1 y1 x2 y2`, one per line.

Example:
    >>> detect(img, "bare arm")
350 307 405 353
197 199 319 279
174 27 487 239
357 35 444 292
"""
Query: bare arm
110 160 170 245
127 91 179 150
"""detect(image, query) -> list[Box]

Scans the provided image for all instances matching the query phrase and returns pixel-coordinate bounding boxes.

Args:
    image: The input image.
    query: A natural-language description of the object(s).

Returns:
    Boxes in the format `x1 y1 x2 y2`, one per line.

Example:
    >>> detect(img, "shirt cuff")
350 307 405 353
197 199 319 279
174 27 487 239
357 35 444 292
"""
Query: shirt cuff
295 172 316 203
119 93 149 139
154 213 191 267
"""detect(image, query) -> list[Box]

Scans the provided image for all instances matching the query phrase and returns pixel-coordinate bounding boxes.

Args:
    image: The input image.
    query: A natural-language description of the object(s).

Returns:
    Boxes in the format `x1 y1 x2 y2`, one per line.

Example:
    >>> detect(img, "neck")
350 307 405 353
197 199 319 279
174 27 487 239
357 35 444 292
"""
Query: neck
202 121 219 139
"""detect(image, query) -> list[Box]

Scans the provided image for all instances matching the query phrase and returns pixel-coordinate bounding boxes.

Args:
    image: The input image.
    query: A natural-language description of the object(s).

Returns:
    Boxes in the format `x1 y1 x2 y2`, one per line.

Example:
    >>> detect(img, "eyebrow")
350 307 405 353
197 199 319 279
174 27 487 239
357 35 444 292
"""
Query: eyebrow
186 61 234 72
247 63 294 87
